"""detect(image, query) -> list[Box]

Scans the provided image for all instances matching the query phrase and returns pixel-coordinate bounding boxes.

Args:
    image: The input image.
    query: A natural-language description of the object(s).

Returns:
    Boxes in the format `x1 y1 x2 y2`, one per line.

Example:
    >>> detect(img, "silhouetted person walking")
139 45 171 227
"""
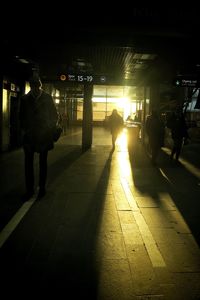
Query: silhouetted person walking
108 109 124 149
19 75 58 200
61 112 69 134
166 107 188 162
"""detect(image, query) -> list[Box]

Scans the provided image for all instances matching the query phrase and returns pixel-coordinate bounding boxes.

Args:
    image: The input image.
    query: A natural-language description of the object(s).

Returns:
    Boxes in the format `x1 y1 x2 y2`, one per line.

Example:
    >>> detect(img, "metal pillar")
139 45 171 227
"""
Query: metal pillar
82 84 93 151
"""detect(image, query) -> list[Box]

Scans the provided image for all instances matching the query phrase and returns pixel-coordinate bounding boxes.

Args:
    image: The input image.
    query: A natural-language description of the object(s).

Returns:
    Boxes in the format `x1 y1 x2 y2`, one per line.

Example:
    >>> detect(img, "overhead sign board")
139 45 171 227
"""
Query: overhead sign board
174 77 200 87
60 74 93 83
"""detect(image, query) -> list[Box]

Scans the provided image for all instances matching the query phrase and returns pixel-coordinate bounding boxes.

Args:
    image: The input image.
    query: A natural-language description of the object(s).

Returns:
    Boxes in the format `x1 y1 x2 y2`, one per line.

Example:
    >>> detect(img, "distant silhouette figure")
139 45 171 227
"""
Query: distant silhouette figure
145 110 165 165
19 75 58 200
61 112 69 134
166 108 188 161
108 109 124 149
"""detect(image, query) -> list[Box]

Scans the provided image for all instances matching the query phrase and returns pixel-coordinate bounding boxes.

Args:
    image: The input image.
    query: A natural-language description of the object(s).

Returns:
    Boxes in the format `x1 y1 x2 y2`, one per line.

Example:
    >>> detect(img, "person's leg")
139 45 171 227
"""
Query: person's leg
151 143 159 166
38 150 48 197
64 122 67 134
175 138 183 161
112 133 117 148
23 146 35 198
170 139 176 159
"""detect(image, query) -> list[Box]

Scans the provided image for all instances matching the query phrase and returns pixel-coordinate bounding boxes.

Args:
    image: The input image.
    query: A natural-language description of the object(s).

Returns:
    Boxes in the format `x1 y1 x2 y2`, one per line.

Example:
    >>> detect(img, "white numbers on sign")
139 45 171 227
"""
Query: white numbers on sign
78 76 83 82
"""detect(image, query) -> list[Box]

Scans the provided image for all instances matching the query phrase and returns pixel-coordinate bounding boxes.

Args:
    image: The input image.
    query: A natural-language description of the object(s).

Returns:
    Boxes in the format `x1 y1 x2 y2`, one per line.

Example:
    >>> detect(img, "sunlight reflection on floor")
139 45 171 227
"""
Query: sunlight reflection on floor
116 128 128 152
115 129 132 178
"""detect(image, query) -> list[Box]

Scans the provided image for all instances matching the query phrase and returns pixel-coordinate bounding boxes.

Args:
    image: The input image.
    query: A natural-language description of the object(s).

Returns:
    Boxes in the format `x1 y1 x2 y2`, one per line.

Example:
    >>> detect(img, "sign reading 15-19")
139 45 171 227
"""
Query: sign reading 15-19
60 74 93 82
77 75 93 82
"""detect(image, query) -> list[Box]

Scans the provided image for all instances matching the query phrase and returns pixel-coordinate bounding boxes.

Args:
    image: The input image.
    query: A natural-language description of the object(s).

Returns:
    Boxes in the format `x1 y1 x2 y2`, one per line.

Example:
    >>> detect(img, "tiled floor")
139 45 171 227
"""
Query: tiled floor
0 127 200 299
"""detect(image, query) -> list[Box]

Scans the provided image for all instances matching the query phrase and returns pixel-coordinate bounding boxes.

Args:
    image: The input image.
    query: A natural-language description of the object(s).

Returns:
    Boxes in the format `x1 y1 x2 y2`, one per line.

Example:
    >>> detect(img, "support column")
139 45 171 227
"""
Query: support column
0 76 3 151
150 84 160 111
82 84 93 151
141 86 147 144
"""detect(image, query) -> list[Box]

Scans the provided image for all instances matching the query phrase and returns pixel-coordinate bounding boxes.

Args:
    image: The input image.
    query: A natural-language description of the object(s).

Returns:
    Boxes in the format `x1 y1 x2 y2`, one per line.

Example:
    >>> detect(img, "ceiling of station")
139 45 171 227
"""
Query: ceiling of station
2 9 200 86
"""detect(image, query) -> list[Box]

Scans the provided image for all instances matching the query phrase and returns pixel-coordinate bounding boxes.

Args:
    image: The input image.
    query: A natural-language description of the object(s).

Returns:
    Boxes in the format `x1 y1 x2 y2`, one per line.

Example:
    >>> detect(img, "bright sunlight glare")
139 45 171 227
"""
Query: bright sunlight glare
116 128 128 151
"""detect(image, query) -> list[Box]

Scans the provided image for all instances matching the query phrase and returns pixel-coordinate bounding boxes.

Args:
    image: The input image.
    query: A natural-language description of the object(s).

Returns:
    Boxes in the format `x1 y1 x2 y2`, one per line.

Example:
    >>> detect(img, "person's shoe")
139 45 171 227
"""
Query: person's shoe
37 188 46 199
22 190 34 202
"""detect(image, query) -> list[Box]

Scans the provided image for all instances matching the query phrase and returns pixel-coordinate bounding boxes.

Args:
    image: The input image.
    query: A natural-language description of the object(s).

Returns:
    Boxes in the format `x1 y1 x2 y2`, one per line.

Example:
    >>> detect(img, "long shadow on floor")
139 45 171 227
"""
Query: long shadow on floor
128 142 200 247
0 146 113 299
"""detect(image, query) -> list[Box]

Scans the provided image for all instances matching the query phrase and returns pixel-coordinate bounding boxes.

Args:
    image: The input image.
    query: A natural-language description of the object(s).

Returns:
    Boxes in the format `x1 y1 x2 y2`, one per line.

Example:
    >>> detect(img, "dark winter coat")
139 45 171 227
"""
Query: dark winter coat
109 113 124 135
19 90 58 152
166 113 188 140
